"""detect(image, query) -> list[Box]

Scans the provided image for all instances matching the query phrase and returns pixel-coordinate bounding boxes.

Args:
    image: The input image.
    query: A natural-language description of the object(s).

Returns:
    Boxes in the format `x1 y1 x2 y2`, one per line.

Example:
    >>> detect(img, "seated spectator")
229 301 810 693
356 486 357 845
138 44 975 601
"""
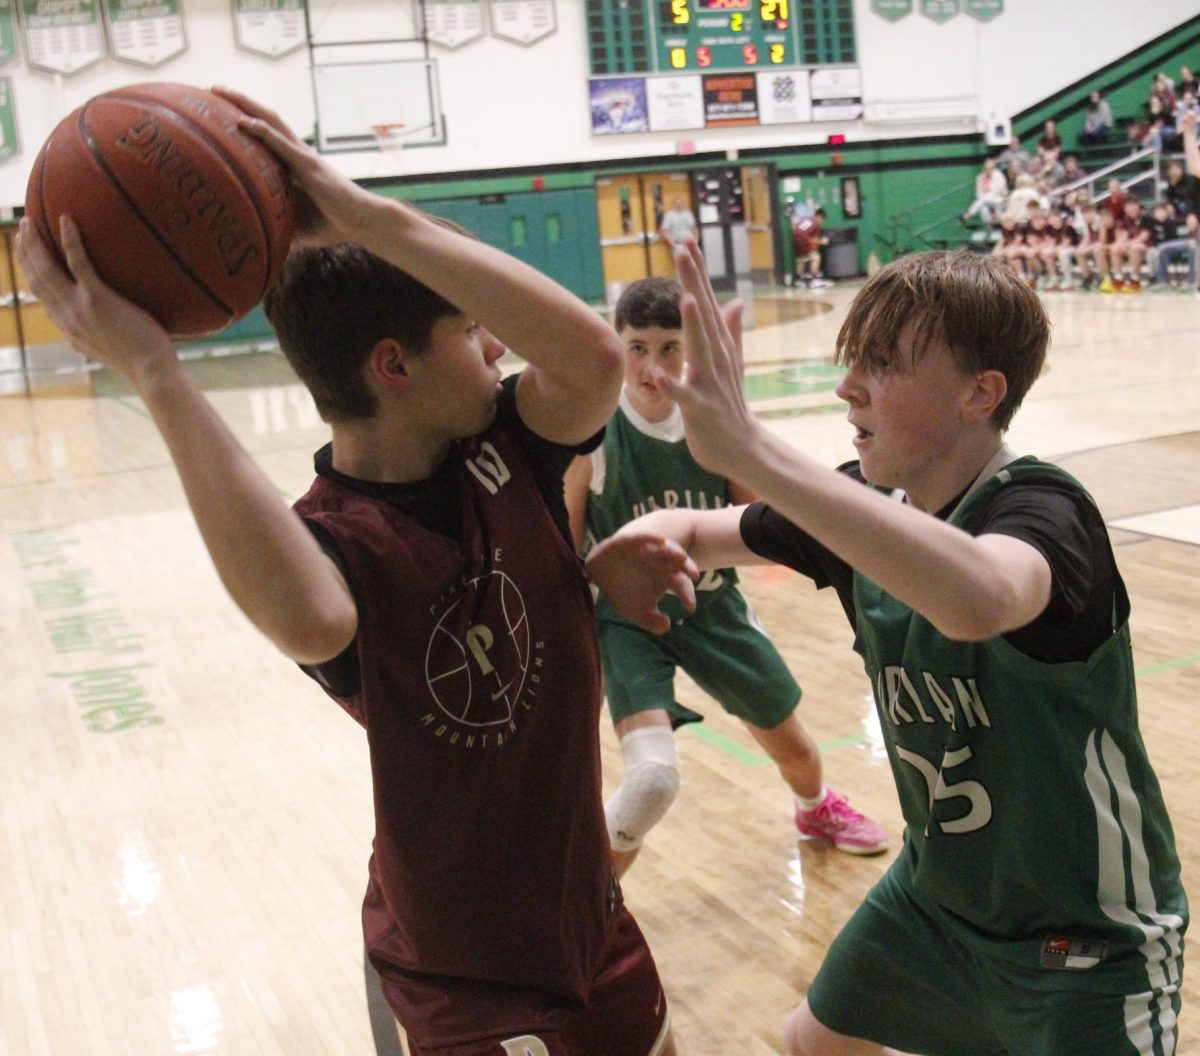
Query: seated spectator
1079 91 1113 146
1057 154 1088 189
1152 72 1177 115
1037 119 1063 163
1164 157 1200 223
1041 209 1081 289
1136 94 1174 152
991 214 1027 278
1147 201 1195 287
1074 203 1113 290
1029 152 1064 189
1177 110 1200 294
1181 65 1199 100
1058 189 1089 234
1102 177 1130 221
995 135 1031 182
1014 206 1052 288
1106 198 1152 290
1005 173 1046 223
962 158 1009 224
1165 91 1200 152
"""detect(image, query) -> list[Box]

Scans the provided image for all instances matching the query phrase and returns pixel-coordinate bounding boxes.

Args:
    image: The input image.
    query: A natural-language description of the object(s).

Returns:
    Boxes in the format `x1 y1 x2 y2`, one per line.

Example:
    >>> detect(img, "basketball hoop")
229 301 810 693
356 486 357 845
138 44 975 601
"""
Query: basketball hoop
370 123 406 151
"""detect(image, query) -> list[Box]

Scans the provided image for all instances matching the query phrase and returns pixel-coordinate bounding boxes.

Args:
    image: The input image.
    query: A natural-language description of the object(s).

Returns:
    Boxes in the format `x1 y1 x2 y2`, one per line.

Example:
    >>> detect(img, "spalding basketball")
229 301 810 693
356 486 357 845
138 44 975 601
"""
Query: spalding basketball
25 82 294 338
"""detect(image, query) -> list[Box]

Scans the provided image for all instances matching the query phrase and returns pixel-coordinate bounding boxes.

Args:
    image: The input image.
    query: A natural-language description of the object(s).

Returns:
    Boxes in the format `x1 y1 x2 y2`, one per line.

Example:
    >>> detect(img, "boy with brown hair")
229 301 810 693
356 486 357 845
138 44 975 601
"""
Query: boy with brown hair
565 276 887 877
16 89 679 1056
589 244 1186 1056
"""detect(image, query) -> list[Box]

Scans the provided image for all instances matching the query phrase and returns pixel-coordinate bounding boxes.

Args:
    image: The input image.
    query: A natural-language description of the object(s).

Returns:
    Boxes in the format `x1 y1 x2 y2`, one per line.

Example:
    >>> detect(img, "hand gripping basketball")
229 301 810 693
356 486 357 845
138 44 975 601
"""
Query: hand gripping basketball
25 82 295 338
16 215 178 377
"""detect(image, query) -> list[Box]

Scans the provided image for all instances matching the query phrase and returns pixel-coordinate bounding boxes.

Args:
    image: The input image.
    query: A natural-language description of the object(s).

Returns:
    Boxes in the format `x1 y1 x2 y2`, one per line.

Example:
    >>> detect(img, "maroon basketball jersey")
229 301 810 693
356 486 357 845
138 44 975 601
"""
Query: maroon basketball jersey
293 419 615 1029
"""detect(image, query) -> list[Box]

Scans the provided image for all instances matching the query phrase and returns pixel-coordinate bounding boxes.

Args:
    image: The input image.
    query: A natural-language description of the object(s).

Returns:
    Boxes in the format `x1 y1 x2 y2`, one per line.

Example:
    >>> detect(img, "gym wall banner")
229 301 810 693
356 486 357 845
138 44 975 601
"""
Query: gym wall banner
20 0 106 74
102 0 188 68
919 0 959 22
0 0 16 65
871 0 912 20
965 0 1002 20
422 0 485 50
232 0 307 58
489 0 554 46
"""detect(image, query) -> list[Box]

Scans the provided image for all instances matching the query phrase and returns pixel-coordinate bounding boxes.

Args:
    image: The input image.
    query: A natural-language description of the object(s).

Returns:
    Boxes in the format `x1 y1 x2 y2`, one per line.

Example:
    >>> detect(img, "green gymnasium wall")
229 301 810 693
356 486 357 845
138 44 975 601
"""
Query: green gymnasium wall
188 13 1200 349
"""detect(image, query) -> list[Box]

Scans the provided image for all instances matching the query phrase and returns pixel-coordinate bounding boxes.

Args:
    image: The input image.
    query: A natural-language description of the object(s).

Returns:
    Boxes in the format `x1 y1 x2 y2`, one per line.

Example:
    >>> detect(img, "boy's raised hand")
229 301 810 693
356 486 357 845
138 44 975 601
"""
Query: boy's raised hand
654 240 757 481
15 216 177 382
586 532 699 635
212 86 379 248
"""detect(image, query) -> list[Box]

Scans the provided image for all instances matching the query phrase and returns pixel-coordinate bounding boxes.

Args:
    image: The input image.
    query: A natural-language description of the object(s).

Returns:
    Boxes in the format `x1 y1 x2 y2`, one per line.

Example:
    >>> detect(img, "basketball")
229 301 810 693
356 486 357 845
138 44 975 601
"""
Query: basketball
24 82 294 338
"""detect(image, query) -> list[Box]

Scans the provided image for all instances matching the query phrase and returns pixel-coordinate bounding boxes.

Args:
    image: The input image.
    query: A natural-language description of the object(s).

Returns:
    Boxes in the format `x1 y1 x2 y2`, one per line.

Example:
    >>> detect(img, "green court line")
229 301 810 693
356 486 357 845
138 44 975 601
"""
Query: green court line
683 724 868 765
1136 654 1200 677
685 724 771 765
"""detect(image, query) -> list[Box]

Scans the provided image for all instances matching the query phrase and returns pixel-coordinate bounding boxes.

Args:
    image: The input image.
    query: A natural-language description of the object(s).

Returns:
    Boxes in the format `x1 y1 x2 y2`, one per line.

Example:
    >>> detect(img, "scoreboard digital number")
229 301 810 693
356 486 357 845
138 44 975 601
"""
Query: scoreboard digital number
658 0 794 72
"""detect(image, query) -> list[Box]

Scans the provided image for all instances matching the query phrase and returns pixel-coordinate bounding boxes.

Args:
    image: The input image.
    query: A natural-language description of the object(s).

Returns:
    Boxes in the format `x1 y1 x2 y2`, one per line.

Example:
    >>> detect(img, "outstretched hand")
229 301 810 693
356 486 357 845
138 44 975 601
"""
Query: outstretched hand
651 240 759 480
585 531 699 635
212 86 376 248
15 217 177 381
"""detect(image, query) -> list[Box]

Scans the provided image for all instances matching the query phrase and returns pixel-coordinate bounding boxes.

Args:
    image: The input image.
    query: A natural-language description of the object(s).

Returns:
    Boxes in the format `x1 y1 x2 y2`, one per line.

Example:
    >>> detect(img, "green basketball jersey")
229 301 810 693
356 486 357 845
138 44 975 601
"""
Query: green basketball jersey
852 457 1186 978
587 394 735 623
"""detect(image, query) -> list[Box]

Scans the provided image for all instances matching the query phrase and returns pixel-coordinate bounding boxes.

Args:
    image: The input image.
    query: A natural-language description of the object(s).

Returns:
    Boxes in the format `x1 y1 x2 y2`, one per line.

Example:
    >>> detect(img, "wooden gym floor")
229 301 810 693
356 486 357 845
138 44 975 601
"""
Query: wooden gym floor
1 281 1198 1055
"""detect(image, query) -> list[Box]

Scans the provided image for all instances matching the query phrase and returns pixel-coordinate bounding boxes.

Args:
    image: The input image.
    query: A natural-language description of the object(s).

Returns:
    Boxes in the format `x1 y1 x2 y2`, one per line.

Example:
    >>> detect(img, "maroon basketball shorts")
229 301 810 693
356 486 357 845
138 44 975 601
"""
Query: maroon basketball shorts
379 906 670 1056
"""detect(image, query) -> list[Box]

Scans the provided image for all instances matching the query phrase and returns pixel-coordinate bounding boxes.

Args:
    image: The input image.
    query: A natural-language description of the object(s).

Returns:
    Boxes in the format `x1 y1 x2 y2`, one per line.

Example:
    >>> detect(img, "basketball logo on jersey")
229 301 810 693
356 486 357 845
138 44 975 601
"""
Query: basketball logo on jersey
423 569 543 748
500 1036 550 1056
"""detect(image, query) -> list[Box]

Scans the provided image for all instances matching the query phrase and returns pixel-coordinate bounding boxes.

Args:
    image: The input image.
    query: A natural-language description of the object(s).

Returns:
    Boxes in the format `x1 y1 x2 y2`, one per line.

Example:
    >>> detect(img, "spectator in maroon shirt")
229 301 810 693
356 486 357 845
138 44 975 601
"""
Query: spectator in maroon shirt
1037 119 1063 164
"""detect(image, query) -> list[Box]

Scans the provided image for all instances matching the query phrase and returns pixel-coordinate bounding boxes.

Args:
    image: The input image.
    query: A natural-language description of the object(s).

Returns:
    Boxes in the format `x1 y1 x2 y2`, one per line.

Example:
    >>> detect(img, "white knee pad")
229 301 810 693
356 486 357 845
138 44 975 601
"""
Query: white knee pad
605 726 680 853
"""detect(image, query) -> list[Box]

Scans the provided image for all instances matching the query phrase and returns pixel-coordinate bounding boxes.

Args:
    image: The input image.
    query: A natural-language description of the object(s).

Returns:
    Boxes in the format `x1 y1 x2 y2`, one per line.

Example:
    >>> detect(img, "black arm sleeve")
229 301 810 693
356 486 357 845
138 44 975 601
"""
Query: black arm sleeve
739 463 863 626
975 479 1115 664
740 468 1116 664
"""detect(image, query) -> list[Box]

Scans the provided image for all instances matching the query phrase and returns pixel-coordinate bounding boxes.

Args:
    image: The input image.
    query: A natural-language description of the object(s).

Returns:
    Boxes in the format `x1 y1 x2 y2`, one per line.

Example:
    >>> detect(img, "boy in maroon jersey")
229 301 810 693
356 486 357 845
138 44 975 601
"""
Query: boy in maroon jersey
14 90 679 1056
1107 198 1152 291
991 214 1027 279
1075 205 1114 291
1040 209 1080 289
792 206 831 288
1012 204 1051 288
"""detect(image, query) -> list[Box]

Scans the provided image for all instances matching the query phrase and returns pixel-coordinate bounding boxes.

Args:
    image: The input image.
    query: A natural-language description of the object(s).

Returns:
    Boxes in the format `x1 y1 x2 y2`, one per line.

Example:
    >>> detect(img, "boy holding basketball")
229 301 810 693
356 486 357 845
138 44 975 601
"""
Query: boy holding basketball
588 244 1186 1055
16 90 683 1056
564 276 887 877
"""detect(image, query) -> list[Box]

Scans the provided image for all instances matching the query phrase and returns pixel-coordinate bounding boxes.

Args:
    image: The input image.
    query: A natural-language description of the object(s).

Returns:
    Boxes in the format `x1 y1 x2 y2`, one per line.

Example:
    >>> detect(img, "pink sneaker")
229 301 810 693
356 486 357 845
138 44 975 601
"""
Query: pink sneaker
795 789 889 855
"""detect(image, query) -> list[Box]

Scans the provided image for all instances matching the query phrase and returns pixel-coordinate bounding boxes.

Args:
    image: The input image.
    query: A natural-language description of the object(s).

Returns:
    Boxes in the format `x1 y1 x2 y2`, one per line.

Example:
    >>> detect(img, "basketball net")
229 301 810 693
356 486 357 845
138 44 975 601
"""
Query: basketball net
370 123 406 152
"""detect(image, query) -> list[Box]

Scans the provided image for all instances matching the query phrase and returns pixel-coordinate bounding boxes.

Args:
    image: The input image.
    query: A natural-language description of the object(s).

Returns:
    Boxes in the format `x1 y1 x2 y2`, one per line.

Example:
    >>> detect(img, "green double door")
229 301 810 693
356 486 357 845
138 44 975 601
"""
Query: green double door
419 188 605 304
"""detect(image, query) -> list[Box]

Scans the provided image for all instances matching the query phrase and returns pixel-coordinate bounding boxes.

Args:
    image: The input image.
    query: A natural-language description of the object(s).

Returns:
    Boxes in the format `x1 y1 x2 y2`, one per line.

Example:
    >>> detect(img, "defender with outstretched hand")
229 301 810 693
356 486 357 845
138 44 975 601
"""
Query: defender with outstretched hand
589 241 1186 1056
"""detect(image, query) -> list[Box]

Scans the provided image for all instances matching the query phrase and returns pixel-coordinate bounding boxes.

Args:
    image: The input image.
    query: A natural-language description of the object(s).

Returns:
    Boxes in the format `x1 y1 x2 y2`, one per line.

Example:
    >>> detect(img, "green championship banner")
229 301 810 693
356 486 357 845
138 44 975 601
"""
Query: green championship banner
489 0 555 46
102 0 187 67
919 0 959 22
0 77 18 162
871 0 912 21
422 0 484 50
965 0 1002 21
232 0 306 58
20 0 106 74
0 0 17 65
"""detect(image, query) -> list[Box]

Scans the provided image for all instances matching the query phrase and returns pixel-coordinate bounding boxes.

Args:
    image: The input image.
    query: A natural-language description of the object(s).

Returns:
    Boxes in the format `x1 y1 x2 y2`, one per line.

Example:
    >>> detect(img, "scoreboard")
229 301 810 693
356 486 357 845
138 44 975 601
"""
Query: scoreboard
586 0 856 77
658 0 795 73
